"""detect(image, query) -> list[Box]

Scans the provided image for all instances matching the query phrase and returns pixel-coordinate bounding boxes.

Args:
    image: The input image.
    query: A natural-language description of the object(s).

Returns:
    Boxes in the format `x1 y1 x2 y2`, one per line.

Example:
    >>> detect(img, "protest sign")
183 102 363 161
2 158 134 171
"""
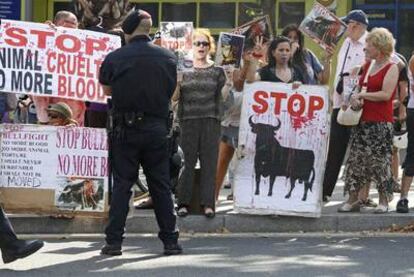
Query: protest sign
299 3 347 49
233 15 273 51
0 124 108 214
234 82 330 218
0 19 121 103
160 22 193 71
215 32 244 69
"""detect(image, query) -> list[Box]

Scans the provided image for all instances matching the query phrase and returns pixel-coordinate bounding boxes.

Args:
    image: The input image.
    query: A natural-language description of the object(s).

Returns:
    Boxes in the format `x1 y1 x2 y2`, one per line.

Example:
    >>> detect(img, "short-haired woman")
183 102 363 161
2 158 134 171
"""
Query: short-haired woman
339 28 399 213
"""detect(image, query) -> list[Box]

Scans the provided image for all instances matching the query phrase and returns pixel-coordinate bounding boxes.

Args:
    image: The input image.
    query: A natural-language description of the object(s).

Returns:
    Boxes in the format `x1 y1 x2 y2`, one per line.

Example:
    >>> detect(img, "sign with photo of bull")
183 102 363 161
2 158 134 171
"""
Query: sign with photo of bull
0 124 108 214
235 82 329 218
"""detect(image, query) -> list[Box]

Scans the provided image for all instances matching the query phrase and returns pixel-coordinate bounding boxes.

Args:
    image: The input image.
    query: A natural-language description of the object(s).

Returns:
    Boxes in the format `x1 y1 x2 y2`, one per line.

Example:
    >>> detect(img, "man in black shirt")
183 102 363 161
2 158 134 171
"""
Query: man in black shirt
99 9 181 256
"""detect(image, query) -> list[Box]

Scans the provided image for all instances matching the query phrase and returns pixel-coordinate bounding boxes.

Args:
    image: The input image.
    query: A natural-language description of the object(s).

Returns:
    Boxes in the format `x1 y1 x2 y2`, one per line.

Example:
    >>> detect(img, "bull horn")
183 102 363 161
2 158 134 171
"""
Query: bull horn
274 118 281 130
248 116 255 127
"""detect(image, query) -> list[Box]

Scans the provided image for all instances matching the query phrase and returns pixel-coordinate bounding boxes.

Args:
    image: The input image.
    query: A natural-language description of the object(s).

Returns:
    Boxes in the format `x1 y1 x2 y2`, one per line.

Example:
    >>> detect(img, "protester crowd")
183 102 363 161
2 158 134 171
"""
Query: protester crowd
1 7 414 262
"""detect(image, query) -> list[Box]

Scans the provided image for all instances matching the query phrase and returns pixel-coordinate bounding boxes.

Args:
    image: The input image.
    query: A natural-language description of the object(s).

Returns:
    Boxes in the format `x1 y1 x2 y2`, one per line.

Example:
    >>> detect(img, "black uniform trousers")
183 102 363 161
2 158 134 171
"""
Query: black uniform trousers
105 120 178 246
323 108 351 197
0 206 18 248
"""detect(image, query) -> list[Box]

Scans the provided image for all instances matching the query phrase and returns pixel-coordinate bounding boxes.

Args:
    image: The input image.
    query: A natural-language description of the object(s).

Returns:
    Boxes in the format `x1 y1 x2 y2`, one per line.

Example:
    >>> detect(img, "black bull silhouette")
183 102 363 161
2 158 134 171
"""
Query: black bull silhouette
249 116 315 201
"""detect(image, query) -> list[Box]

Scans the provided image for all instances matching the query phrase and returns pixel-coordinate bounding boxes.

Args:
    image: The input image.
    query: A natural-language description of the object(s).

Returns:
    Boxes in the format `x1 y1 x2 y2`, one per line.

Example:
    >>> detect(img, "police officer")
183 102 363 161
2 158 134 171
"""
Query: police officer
0 206 44 263
99 9 182 256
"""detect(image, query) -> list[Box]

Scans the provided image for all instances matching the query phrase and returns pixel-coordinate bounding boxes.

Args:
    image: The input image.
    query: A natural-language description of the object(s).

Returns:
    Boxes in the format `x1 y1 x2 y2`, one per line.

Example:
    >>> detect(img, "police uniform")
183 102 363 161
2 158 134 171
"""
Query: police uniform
99 10 180 255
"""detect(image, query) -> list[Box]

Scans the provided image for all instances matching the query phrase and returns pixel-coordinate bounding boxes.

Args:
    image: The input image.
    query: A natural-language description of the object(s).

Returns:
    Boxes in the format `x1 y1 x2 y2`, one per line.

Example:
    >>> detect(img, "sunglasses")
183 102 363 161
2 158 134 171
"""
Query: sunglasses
193 41 210 47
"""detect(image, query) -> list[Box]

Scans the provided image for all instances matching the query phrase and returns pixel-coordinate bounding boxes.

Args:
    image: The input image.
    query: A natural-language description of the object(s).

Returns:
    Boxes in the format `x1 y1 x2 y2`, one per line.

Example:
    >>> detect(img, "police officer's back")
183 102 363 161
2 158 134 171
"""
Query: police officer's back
99 9 182 256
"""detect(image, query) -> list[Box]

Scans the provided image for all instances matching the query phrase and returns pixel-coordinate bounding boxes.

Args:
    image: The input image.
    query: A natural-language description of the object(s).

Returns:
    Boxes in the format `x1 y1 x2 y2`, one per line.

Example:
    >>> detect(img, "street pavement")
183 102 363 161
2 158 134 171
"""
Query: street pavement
8 168 414 234
1 234 414 276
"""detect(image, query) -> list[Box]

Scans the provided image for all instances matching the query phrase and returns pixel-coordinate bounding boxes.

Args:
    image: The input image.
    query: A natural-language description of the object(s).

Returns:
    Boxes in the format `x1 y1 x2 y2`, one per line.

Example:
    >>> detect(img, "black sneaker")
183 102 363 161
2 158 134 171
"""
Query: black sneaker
101 244 122 256
396 199 409 213
163 243 183 256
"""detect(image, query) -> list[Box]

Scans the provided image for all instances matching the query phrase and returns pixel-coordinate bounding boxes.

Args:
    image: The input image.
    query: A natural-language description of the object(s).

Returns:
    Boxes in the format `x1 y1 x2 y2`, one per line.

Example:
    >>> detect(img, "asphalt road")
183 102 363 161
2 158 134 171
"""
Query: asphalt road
1 234 414 277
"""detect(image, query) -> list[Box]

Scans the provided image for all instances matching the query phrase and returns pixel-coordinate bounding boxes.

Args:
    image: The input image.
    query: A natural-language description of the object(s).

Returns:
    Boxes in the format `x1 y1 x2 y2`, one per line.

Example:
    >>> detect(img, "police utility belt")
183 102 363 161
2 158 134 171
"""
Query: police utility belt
112 111 166 128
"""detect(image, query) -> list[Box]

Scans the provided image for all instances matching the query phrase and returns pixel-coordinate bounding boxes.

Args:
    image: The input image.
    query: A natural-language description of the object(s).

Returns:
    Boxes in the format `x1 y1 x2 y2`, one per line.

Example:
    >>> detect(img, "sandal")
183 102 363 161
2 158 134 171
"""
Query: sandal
204 207 215 218
360 198 377 208
338 201 360 213
177 206 188 217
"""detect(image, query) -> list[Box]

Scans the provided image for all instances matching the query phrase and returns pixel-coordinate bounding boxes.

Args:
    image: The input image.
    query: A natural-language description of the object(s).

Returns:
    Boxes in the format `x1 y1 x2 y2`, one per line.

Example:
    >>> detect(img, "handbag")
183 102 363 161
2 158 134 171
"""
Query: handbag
337 60 376 126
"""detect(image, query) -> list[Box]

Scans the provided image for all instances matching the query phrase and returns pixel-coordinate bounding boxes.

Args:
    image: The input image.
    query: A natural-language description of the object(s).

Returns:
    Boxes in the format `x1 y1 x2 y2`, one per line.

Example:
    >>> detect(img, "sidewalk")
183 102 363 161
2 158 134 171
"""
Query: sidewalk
8 173 414 234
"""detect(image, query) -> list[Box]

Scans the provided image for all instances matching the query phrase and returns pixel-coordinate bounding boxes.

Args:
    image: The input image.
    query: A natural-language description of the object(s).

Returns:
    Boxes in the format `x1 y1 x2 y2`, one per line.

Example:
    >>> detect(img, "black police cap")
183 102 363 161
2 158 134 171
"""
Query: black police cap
122 9 152 35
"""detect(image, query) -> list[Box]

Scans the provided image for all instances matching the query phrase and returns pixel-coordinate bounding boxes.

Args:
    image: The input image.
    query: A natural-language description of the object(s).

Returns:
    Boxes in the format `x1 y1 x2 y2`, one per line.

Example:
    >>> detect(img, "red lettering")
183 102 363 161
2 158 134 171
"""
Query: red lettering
57 75 66 96
56 34 81 53
76 77 86 99
77 56 86 77
270 92 287 115
47 52 56 72
57 54 66 74
252 91 268 114
287 94 306 116
4 27 27 46
95 59 103 78
30 30 54 48
308 96 324 118
86 79 96 99
100 157 108 177
85 38 107 56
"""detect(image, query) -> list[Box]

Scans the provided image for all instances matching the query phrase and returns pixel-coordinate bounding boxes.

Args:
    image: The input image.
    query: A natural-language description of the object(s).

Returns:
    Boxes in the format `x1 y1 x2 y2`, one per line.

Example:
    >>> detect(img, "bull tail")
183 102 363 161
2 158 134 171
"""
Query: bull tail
308 168 315 192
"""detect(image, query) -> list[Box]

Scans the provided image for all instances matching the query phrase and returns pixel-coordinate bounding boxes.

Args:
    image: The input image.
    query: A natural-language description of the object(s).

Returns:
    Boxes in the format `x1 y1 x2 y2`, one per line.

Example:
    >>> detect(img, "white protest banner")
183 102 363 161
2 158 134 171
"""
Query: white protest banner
235 82 330 218
0 124 108 212
0 19 121 103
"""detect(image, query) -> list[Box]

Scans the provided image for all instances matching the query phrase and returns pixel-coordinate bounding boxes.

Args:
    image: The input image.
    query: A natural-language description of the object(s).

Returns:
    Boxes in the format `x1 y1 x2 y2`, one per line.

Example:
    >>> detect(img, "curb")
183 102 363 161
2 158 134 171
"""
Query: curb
9 212 414 234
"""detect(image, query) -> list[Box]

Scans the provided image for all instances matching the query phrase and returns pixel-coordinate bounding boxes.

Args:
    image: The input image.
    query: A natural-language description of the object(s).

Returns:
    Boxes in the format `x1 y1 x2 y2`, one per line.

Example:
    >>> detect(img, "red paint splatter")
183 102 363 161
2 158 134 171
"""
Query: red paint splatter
290 115 314 130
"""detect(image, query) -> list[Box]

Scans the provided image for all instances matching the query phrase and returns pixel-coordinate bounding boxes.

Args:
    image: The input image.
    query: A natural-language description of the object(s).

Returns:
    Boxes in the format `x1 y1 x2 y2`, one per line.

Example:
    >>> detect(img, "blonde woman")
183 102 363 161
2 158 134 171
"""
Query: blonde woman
339 28 399 213
173 29 231 217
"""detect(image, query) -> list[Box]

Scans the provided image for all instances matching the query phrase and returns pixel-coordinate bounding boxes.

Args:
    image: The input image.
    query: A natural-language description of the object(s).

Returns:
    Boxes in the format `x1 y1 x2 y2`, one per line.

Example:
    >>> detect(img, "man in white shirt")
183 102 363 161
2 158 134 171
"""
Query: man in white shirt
323 10 369 202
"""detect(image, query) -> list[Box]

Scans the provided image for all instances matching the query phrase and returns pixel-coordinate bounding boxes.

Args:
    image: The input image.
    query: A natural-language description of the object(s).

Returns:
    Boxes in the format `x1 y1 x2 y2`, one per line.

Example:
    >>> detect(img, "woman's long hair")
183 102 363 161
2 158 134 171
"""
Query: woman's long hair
267 36 291 68
281 24 307 74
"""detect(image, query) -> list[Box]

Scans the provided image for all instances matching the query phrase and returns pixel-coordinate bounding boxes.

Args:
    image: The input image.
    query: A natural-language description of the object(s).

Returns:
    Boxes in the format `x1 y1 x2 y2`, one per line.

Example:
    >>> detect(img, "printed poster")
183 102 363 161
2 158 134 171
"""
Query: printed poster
235 82 330 218
299 3 347 49
160 22 193 71
0 124 108 212
0 19 121 103
215 32 244 69
233 15 273 51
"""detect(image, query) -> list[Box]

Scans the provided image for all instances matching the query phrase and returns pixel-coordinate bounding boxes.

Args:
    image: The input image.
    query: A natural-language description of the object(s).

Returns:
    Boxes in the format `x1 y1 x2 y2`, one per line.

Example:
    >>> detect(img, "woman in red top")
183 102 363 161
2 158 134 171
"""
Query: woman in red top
340 28 399 213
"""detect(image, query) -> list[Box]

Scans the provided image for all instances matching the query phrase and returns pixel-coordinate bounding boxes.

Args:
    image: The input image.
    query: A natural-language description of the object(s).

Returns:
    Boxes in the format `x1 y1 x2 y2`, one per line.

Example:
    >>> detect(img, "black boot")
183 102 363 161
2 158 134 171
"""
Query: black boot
0 206 18 247
0 206 44 263
1 239 44 264
163 242 183 255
